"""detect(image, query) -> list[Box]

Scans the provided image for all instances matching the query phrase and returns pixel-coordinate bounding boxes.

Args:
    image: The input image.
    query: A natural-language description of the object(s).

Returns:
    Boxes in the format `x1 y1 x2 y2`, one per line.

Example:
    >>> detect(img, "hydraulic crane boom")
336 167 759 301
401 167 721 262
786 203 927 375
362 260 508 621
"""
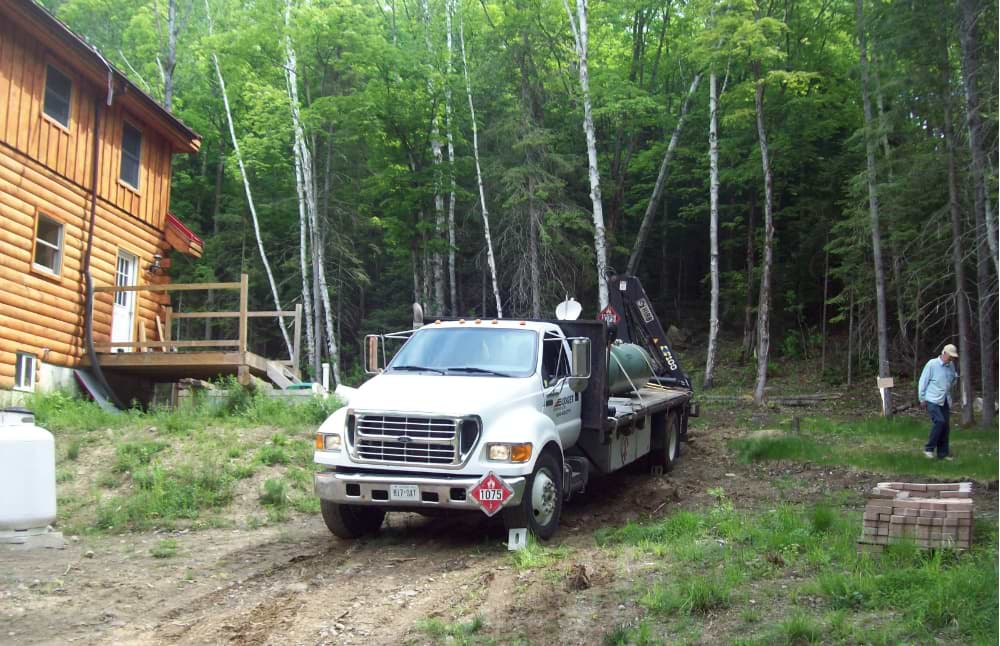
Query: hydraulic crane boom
598 274 693 390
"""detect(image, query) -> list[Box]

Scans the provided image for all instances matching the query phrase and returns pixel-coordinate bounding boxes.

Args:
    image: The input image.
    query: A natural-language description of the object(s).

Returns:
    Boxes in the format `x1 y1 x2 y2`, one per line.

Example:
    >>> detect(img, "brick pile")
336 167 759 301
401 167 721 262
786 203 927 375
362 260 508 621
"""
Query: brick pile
859 482 973 553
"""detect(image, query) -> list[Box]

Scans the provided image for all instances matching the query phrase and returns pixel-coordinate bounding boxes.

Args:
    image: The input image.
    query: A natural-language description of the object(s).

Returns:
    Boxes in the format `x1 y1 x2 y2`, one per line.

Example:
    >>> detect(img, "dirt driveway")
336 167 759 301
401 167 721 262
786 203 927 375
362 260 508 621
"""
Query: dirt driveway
1 422 975 645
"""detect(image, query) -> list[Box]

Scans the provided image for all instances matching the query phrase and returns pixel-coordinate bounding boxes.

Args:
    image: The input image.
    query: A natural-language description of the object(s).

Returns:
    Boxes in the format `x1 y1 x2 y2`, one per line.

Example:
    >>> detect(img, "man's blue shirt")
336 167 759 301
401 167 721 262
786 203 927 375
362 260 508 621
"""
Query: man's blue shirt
918 357 957 406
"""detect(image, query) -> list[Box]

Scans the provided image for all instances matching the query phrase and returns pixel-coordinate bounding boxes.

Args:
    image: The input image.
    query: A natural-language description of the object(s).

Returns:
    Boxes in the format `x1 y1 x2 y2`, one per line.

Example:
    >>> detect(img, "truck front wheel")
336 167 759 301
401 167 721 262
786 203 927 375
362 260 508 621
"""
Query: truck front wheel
320 500 386 539
503 450 562 540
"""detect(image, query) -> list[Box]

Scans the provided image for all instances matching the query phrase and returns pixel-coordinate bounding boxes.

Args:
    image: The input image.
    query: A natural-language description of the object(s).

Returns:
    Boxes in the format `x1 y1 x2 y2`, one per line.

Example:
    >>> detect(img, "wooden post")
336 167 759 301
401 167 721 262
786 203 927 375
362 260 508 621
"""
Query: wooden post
238 273 248 357
164 306 173 346
292 303 303 380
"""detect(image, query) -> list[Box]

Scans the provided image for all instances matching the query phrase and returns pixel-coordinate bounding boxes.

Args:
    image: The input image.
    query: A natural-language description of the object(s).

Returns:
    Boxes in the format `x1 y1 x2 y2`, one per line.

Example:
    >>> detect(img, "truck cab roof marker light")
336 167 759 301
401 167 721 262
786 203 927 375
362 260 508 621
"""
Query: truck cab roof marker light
491 319 498 325
459 319 466 324
475 319 481 324
434 320 441 324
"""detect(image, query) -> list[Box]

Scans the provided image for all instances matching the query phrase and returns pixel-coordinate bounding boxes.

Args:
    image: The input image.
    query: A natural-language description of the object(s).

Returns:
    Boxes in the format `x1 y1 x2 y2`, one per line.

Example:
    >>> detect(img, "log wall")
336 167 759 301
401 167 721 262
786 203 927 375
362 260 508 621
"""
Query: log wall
0 17 179 390
0 19 174 228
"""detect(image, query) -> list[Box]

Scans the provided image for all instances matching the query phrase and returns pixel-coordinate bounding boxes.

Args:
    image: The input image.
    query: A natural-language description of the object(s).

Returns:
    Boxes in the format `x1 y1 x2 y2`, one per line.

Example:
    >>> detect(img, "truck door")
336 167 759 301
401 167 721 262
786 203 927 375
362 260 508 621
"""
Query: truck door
541 330 582 448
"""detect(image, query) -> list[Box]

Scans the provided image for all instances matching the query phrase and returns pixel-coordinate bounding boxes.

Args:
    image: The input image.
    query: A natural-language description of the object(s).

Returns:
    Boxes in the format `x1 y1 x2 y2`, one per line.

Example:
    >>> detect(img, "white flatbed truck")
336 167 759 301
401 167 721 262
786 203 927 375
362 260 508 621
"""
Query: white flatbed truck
313 274 696 539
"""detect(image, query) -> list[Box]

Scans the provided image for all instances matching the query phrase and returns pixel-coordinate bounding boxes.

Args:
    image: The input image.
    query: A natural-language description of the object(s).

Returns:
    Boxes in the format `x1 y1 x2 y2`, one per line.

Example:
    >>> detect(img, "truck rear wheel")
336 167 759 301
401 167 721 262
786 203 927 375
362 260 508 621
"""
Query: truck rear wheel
320 500 386 539
649 411 680 474
503 450 562 540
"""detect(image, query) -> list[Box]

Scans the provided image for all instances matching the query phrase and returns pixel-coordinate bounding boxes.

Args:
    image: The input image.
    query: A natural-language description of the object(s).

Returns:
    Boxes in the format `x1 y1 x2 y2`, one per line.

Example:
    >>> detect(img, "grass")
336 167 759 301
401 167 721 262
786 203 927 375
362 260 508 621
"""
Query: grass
508 536 571 570
599 490 999 643
732 416 999 481
25 387 340 534
93 461 236 531
414 615 486 645
150 538 179 558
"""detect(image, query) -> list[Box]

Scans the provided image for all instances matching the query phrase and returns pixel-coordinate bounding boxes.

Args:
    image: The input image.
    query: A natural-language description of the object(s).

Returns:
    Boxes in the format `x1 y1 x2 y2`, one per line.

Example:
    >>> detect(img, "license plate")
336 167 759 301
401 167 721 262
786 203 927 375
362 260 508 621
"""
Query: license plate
389 484 420 501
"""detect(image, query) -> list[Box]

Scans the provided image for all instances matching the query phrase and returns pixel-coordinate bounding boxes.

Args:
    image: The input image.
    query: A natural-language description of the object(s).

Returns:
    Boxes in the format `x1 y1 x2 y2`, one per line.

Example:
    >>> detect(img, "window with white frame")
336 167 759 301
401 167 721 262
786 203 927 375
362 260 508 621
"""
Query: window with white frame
43 64 72 128
33 214 64 274
14 353 36 392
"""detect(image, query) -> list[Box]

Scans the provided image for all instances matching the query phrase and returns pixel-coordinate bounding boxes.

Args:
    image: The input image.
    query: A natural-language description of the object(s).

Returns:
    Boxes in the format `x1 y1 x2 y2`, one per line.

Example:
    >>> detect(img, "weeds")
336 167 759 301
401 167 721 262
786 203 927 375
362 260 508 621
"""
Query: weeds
509 536 571 569
150 538 178 558
259 479 288 507
95 461 234 530
601 493 998 643
415 615 485 644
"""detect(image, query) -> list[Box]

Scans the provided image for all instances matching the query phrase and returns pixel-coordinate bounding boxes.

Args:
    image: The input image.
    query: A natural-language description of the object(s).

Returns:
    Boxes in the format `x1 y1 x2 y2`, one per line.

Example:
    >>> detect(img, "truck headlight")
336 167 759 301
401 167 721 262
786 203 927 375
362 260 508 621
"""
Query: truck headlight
487 443 532 463
315 433 342 451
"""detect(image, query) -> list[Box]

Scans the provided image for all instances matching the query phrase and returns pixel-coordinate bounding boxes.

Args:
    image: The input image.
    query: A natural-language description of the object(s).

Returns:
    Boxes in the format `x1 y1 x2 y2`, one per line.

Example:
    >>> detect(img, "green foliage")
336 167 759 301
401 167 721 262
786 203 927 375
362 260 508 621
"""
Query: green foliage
150 538 179 559
95 461 234 530
113 439 170 473
508 536 571 570
259 478 288 507
415 615 485 644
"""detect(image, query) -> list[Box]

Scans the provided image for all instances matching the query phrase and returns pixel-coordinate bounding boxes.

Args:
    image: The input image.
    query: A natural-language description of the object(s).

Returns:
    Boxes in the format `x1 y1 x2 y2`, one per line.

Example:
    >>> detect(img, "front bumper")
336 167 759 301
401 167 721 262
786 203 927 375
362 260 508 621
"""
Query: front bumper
314 470 526 512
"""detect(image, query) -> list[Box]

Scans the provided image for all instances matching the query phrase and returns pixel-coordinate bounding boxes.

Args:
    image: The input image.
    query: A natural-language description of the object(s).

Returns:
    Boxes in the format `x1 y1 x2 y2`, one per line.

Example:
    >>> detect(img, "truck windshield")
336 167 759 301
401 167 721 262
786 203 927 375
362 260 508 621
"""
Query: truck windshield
387 328 537 377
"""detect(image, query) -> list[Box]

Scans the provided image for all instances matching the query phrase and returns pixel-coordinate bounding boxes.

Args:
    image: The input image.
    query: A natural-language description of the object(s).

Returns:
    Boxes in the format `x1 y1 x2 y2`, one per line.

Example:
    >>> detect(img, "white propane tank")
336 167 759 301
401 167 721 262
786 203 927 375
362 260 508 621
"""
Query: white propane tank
0 407 57 531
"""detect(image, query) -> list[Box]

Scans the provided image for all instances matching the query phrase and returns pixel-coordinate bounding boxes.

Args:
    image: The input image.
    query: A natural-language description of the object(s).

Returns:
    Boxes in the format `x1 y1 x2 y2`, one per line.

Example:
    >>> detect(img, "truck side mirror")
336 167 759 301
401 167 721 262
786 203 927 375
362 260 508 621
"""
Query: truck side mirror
364 335 382 374
569 339 591 393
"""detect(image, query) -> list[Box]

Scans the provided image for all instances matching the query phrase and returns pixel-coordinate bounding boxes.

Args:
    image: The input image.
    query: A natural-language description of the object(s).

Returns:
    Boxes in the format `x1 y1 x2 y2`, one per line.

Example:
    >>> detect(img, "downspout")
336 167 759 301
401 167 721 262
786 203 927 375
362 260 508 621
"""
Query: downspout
83 66 126 409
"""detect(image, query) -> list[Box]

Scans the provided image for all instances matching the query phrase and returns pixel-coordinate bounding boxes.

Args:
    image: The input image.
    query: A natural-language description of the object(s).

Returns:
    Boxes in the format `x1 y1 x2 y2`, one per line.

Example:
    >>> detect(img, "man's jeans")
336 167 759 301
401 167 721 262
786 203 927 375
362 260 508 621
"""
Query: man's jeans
925 402 950 458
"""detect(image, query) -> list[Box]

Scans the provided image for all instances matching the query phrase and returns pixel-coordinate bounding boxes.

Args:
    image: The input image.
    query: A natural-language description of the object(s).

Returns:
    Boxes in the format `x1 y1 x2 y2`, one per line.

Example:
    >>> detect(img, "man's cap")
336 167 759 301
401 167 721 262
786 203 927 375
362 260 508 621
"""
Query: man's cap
943 344 959 358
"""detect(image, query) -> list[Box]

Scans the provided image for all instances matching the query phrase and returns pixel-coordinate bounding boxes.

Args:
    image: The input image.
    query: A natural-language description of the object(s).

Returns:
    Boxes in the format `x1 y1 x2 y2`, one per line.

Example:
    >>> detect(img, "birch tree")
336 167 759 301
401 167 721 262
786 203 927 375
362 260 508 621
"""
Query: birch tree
420 0 446 315
153 0 191 112
626 72 702 275
459 5 502 317
703 69 721 389
203 0 293 357
856 0 892 417
283 0 340 384
445 0 458 315
751 59 775 406
562 0 610 310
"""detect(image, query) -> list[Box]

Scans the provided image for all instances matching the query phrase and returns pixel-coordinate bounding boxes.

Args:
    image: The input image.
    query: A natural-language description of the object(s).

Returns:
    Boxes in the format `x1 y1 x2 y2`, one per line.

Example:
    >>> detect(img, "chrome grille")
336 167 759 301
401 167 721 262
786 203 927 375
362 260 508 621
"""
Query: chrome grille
354 415 463 465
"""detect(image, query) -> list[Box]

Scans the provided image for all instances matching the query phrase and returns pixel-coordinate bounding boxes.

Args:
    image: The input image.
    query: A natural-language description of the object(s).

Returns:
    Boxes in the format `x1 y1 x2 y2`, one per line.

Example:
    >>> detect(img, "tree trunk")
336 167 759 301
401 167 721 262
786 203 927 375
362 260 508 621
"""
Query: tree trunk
563 0 609 310
847 290 854 387
741 192 756 363
703 70 720 389
284 0 339 384
205 133 225 341
420 0 446 316
445 0 458 316
821 241 829 375
204 0 293 357
958 0 997 427
627 72 702 275
458 7 502 317
751 62 775 407
529 175 542 318
942 48 975 426
857 0 892 416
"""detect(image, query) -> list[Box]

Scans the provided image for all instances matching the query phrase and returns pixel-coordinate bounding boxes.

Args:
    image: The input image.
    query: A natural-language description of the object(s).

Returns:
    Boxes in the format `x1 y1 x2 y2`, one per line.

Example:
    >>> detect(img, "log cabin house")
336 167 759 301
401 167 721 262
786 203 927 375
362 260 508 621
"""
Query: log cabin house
0 0 205 402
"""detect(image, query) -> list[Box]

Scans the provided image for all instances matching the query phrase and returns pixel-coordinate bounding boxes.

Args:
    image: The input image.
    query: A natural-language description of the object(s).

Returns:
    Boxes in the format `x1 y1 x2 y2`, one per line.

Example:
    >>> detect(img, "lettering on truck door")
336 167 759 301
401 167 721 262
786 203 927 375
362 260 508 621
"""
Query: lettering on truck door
541 330 582 448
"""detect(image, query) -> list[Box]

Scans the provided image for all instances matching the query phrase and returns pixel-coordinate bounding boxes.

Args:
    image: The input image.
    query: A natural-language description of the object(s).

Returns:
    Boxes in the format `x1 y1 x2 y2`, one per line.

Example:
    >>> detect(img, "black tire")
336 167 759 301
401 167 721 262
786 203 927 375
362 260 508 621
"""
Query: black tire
320 500 386 539
649 411 680 474
503 450 563 540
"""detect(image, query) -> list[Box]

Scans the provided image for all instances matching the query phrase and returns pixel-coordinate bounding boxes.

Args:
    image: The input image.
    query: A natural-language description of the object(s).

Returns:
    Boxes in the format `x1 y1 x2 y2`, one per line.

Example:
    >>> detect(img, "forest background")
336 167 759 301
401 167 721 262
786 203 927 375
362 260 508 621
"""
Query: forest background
40 0 999 425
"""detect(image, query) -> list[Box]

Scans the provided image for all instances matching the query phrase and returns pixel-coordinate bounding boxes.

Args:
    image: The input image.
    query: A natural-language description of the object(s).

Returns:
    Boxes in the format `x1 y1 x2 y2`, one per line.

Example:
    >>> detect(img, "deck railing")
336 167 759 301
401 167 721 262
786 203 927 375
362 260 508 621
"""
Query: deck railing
92 273 302 378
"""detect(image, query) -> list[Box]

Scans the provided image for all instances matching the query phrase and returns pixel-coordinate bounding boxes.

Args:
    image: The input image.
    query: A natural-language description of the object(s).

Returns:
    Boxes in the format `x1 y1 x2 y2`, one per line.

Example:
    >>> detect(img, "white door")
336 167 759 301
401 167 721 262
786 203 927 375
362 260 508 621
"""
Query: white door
541 331 583 448
111 250 138 353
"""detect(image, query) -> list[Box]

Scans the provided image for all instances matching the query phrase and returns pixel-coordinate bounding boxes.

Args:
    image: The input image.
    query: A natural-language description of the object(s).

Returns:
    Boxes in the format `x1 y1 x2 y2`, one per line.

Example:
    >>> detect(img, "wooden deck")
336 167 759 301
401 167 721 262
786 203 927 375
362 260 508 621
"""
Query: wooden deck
84 350 273 382
87 274 301 388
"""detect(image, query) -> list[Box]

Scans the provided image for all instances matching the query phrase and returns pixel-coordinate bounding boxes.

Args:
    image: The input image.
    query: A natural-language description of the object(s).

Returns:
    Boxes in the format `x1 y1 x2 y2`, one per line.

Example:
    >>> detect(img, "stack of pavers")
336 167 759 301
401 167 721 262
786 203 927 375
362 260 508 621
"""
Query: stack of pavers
859 482 973 552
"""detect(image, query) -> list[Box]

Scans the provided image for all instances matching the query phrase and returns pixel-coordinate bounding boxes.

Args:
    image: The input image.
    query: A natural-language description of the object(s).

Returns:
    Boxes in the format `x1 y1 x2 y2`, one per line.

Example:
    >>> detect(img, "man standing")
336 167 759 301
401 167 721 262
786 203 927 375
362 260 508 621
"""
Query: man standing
918 344 959 460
